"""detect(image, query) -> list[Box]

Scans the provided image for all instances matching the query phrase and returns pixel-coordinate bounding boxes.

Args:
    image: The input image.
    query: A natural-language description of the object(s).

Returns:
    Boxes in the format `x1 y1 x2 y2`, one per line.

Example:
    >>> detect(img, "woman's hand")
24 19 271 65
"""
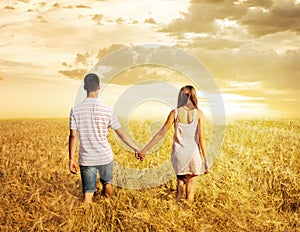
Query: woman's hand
204 162 209 174
137 149 146 161
134 150 140 159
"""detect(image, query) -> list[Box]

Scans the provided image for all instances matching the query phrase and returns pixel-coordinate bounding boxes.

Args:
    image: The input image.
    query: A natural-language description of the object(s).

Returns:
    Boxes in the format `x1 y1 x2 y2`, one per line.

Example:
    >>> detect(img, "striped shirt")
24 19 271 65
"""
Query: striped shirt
70 98 121 166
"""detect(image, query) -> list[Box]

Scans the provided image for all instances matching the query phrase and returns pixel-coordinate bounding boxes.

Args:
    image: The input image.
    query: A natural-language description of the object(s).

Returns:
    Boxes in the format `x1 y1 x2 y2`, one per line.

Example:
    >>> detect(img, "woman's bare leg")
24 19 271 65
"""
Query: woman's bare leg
186 175 197 203
176 178 185 201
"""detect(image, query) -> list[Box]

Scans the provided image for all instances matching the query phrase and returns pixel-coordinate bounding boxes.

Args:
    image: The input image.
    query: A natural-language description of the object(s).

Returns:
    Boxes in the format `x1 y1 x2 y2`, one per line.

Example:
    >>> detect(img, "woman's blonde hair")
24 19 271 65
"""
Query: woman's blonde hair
177 85 198 109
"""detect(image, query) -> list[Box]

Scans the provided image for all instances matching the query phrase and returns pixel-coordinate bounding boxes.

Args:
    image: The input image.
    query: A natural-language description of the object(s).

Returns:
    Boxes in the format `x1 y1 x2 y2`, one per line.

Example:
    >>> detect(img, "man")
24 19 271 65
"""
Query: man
69 73 139 204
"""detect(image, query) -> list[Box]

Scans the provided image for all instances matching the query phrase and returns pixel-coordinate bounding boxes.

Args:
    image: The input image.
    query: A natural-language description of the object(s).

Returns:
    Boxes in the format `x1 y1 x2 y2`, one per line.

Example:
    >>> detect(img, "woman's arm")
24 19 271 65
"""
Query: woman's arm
139 110 175 157
197 110 209 174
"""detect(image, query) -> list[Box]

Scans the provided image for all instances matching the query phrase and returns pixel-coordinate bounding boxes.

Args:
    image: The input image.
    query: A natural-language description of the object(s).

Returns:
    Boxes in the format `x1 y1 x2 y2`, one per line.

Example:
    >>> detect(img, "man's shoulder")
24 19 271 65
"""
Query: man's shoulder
74 99 111 108
95 101 113 112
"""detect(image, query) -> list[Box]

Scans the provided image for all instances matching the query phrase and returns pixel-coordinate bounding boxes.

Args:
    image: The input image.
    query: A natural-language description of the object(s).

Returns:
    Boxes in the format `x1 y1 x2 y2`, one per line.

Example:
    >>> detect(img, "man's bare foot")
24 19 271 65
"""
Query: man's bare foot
82 192 93 204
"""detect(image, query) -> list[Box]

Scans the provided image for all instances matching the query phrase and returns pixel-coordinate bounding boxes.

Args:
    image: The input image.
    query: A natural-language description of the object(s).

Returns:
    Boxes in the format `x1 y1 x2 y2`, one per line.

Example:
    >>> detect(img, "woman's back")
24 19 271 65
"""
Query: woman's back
176 106 196 124
171 106 202 176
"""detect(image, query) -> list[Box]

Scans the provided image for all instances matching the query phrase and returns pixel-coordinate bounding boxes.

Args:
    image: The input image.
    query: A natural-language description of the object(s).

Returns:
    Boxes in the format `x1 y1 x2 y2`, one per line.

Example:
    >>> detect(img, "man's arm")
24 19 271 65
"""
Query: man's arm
114 128 139 153
69 129 78 174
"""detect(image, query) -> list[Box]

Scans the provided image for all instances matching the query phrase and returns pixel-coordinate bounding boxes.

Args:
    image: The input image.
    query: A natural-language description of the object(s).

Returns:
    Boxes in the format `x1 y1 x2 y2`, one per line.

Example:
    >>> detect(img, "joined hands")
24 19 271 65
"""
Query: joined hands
134 150 146 161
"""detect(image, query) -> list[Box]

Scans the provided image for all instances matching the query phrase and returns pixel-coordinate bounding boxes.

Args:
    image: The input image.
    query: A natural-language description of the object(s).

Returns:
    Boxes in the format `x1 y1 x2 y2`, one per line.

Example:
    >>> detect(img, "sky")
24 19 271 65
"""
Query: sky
0 0 299 121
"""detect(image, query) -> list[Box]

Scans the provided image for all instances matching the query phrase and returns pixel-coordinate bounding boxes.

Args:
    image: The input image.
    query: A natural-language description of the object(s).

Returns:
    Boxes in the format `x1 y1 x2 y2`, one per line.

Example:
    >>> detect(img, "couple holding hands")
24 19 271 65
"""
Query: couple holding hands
69 73 208 204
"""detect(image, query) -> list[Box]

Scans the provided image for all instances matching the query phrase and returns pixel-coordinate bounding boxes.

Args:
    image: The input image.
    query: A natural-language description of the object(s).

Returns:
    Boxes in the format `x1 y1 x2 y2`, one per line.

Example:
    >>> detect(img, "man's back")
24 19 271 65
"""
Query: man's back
69 73 139 203
70 98 120 166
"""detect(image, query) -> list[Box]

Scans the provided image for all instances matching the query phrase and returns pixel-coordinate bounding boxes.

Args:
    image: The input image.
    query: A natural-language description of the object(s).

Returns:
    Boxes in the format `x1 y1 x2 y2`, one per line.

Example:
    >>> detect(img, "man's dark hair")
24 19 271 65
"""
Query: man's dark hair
84 73 100 92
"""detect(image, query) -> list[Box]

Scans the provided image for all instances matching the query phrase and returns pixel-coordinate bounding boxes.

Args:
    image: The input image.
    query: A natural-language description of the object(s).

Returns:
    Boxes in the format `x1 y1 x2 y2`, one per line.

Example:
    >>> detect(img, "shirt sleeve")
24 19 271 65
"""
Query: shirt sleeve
70 108 77 130
109 111 121 130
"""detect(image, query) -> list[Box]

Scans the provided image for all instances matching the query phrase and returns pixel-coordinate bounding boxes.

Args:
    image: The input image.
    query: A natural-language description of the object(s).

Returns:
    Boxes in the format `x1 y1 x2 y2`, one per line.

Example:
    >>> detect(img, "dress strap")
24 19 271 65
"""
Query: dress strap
193 109 197 123
174 109 178 122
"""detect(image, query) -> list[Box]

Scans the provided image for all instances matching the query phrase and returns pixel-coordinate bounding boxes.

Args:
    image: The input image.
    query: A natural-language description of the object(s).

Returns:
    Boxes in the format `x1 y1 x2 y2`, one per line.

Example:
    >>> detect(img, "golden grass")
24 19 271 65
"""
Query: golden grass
0 118 299 231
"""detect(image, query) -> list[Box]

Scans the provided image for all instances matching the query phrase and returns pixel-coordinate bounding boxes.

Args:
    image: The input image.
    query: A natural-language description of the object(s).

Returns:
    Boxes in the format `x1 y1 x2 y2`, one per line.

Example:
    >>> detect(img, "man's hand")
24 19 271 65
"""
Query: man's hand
69 159 78 174
134 150 146 161
135 151 140 159
137 150 146 161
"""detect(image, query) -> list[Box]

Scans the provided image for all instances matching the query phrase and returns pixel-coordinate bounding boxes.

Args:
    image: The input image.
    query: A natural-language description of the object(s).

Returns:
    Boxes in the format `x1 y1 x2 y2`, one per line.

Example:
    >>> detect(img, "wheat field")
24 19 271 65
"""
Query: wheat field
0 118 299 231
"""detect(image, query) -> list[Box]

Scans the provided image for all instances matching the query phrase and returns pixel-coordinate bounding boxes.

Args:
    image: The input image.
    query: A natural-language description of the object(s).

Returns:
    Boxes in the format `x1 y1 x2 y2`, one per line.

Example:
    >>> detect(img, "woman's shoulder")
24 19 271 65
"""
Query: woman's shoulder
195 109 204 119
170 109 176 116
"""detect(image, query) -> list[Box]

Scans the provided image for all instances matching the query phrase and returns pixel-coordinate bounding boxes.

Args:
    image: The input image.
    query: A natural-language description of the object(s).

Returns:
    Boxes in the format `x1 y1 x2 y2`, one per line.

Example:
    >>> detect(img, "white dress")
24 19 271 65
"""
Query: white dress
171 109 202 175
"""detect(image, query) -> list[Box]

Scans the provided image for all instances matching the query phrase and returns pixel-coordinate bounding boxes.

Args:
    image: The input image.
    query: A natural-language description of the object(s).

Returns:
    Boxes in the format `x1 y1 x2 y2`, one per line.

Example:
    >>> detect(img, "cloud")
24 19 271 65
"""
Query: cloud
0 75 4 81
92 14 103 24
75 52 92 66
240 1 300 37
96 65 182 86
187 37 240 50
96 44 126 59
60 44 196 86
116 17 125 24
160 0 246 35
0 59 41 70
0 58 55 85
201 47 300 92
254 49 300 89
169 20 299 94
242 0 274 8
75 4 91 9
161 0 300 38
59 44 127 81
144 18 157 24
3 6 15 10
58 52 95 80
63 5 74 9
37 16 48 23
59 69 88 80
39 2 46 8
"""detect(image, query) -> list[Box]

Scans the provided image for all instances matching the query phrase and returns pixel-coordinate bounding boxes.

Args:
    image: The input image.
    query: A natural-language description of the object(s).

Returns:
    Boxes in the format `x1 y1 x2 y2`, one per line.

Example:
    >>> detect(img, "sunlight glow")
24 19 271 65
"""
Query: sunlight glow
249 6 269 13
226 81 262 90
234 0 247 4
183 32 209 39
215 18 238 29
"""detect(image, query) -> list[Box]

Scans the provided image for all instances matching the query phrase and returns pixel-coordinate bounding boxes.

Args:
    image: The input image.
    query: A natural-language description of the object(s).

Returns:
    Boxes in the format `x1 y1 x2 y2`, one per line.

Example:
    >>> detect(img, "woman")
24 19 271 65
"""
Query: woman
139 85 209 203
